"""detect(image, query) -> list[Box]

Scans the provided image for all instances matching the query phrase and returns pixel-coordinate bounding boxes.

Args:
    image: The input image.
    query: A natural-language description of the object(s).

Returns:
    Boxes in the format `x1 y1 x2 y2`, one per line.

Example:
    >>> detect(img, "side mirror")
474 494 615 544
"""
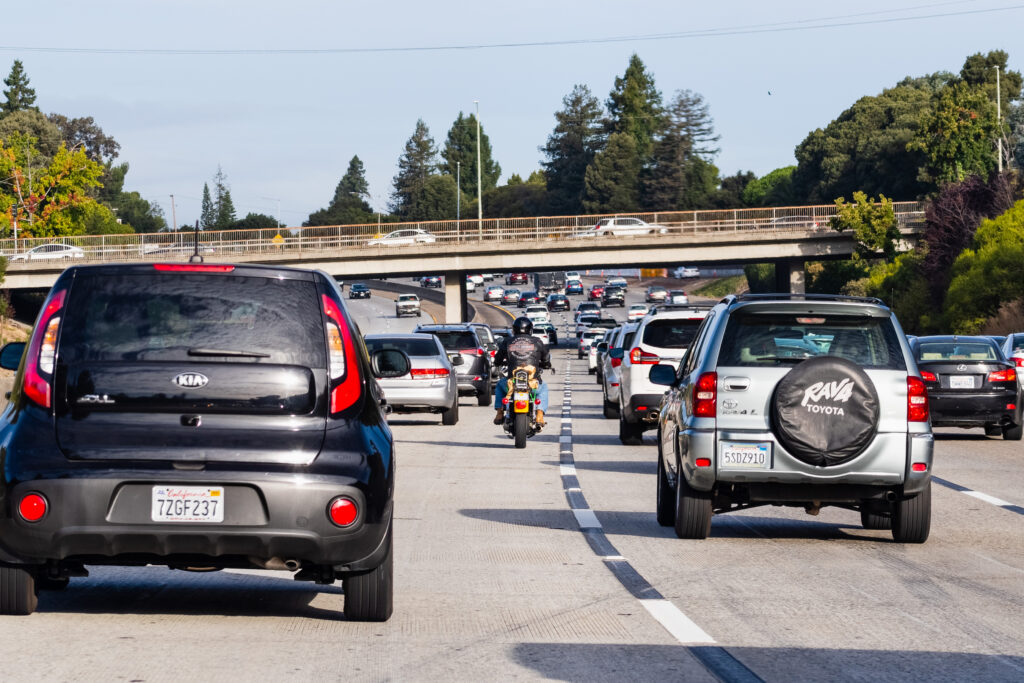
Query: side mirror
649 363 677 386
608 347 624 360
0 342 25 371
450 354 464 366
596 342 608 353
370 348 411 378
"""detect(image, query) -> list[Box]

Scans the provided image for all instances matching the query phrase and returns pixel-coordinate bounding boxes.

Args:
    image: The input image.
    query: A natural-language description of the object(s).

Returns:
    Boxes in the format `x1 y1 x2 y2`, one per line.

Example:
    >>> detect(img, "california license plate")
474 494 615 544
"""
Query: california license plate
720 442 771 469
949 375 974 389
151 486 224 523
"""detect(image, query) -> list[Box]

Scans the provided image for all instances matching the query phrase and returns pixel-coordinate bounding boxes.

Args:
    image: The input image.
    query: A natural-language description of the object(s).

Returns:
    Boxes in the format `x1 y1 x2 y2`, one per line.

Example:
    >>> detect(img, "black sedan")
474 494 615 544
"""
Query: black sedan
911 335 1022 440
518 291 541 308
546 294 570 312
349 283 371 299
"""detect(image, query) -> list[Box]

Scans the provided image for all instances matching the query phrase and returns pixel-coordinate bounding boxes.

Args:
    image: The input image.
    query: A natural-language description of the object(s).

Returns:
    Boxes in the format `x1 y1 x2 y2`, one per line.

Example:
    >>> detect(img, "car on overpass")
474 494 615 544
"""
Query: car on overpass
367 228 436 246
8 243 85 262
577 217 668 237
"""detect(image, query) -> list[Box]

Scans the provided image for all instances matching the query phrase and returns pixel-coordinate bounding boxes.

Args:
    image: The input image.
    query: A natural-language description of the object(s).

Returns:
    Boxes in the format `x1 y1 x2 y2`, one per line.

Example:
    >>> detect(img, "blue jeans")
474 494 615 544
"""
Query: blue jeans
495 377 549 412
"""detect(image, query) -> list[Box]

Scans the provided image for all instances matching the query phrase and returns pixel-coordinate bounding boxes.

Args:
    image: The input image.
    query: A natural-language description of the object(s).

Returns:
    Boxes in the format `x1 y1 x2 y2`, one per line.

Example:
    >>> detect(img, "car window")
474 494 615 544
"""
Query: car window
398 295 418 302
916 342 998 361
642 319 702 348
365 337 440 357
1008 334 1024 351
681 312 716 379
428 331 478 350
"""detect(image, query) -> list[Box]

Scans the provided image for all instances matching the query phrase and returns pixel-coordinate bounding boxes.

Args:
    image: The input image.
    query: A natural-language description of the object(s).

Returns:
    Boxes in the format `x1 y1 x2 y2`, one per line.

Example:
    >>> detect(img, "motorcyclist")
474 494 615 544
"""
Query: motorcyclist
493 316 550 427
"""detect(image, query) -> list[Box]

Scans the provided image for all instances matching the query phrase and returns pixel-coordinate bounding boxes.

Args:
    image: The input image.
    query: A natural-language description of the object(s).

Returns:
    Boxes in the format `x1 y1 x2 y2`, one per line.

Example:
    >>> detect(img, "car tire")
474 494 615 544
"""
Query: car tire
859 508 892 530
442 396 459 426
674 472 712 540
602 388 619 419
343 529 393 622
417 312 421 317
588 367 596 375
656 440 675 527
0 565 38 615
619 412 643 446
892 481 931 544
985 424 1003 437
476 381 491 407
1004 422 1023 441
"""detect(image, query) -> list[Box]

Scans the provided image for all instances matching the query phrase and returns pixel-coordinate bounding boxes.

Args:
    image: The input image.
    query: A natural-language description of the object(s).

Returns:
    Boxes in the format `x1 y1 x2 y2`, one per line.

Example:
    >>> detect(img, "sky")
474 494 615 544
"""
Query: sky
2 0 1022 228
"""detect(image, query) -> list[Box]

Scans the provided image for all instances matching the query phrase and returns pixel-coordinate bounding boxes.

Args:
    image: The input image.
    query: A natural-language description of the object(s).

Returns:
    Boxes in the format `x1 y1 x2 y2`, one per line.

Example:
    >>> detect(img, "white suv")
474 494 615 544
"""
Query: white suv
601 323 640 419
613 307 709 444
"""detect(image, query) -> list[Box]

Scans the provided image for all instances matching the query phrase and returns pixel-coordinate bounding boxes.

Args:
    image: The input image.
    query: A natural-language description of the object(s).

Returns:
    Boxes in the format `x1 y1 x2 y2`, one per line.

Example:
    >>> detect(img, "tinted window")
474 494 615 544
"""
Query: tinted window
60 273 326 367
718 312 905 369
1008 334 1024 351
428 331 478 350
917 341 998 361
365 337 440 357
643 319 701 348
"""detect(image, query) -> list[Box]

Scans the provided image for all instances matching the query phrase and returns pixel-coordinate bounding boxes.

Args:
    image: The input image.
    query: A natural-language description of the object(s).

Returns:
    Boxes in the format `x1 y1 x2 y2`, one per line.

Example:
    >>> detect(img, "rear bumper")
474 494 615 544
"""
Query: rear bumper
622 393 664 425
380 382 455 409
928 392 1021 427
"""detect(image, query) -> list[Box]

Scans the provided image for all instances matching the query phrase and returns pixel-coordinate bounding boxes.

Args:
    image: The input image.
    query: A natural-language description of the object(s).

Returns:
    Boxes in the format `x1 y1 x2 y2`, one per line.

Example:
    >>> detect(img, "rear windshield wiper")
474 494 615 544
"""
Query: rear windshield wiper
187 347 271 358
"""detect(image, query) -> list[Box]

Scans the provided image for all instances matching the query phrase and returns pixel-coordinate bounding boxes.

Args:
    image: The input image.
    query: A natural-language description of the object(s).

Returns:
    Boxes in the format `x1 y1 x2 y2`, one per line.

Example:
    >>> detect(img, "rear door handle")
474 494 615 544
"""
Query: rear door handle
723 377 749 391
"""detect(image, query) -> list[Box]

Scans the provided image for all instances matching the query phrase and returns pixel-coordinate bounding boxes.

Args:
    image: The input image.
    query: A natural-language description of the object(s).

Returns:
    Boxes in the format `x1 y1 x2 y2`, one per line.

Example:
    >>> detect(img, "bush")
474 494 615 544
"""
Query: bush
743 264 775 293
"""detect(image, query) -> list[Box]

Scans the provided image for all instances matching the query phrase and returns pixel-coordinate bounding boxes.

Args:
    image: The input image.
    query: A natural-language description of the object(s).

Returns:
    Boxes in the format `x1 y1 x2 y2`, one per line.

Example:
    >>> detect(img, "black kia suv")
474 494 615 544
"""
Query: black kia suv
0 263 409 619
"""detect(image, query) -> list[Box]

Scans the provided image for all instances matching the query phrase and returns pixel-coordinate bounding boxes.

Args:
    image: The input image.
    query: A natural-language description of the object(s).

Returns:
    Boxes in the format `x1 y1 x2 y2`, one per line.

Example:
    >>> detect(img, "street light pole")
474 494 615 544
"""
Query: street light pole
475 100 482 240
169 194 177 231
457 161 461 221
996 65 1003 174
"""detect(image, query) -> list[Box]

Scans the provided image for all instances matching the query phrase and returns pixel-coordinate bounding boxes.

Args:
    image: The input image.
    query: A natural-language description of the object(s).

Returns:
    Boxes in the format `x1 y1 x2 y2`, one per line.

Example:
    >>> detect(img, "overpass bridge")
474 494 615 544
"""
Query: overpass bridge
2 202 925 322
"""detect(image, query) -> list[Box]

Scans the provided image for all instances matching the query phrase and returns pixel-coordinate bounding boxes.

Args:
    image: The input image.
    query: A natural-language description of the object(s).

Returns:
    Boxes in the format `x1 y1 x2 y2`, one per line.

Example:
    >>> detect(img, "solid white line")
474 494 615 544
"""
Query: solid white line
559 463 577 476
559 435 572 444
640 599 716 645
572 508 602 529
964 490 1013 507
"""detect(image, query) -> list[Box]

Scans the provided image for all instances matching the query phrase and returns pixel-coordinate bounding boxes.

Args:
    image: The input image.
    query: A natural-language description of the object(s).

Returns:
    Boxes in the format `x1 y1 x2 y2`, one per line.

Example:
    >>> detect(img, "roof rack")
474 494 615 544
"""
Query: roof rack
649 303 715 316
732 293 886 306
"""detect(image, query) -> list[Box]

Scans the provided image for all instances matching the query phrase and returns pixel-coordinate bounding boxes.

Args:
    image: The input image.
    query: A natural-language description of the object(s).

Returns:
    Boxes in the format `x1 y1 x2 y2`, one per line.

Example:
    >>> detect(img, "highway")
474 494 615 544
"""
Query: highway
3 277 1023 682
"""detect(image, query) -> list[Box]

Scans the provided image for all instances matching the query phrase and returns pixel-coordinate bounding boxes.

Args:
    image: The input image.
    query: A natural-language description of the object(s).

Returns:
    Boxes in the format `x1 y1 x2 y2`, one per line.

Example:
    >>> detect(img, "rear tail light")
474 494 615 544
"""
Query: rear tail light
18 493 48 522
489 349 496 358
911 463 928 472
695 458 712 468
327 497 358 527
907 376 929 422
988 368 1017 382
410 368 451 379
693 372 717 418
920 370 937 382
610 356 622 368
460 348 485 357
629 347 660 364
1013 357 1024 368
322 294 361 415
24 288 67 409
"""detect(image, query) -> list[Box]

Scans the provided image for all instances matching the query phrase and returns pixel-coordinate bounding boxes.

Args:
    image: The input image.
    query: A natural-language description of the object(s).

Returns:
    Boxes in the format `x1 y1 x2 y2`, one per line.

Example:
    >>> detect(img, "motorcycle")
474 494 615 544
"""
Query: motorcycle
501 363 554 448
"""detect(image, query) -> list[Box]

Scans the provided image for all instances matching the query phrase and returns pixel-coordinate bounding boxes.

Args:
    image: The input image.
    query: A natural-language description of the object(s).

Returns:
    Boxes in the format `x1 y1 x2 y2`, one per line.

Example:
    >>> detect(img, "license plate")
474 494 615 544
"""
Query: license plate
513 391 529 402
949 375 974 389
720 442 771 469
151 486 224 523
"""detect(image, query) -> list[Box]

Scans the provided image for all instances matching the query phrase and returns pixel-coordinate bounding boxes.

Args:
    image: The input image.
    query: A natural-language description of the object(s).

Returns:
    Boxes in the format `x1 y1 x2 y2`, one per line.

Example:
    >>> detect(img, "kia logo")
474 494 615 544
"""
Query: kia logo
173 372 209 388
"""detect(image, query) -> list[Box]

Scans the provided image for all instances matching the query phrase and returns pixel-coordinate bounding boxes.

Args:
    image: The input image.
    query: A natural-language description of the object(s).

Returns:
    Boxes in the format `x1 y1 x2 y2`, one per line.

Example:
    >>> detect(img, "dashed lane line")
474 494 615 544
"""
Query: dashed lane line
933 476 1024 516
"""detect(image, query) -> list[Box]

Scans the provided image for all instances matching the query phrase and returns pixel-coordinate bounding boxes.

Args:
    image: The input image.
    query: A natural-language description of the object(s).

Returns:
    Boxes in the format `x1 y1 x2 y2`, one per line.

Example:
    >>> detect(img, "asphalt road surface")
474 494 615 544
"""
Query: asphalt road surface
3 281 1023 682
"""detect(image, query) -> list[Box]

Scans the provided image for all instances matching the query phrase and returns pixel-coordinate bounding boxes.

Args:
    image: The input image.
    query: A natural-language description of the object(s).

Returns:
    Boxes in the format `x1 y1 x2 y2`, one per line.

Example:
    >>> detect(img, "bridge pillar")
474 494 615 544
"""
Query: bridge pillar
774 259 805 294
443 272 467 323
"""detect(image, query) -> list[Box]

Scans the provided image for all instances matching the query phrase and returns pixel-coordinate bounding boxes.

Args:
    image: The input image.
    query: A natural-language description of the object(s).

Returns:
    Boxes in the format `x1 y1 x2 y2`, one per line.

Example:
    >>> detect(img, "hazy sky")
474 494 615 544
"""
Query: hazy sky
3 1 1021 228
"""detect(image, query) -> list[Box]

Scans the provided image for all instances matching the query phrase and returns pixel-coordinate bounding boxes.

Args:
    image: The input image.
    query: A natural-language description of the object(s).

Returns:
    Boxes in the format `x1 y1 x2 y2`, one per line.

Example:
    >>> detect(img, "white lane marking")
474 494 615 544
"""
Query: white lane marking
641 599 716 645
559 435 572 444
601 555 626 561
964 490 1014 507
559 463 577 476
572 508 602 529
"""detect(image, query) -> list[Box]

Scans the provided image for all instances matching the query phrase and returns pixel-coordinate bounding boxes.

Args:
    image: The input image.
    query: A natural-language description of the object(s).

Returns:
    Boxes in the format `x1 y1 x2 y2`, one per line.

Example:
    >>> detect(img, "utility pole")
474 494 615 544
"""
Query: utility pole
996 65 1003 174
475 100 482 239
169 194 177 231
457 161 461 220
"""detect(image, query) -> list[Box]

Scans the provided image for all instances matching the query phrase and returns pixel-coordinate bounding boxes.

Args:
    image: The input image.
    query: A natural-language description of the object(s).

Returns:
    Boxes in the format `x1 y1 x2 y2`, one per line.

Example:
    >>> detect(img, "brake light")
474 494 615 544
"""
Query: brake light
629 347 660 364
1013 357 1024 368
695 458 711 468
410 367 451 379
610 356 622 368
911 463 928 472
988 368 1017 382
907 376 929 422
24 288 66 409
328 497 358 527
693 372 717 418
322 294 361 415
153 264 234 272
920 370 937 382
489 349 496 358
460 348 485 357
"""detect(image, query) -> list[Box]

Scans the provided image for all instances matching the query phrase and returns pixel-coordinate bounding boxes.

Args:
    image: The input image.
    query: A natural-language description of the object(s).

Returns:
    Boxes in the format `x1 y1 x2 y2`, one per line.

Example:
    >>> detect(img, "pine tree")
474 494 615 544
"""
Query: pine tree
333 155 369 206
306 155 375 226
582 132 640 213
2 60 38 116
541 84 604 215
667 90 720 159
390 119 438 217
200 183 216 229
213 166 236 228
439 112 501 199
605 54 663 159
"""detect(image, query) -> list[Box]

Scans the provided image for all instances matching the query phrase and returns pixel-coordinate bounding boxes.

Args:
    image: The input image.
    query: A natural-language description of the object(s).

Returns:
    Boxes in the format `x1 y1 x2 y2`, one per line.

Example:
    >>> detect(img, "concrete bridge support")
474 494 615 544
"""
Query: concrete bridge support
444 272 468 323
775 259 806 294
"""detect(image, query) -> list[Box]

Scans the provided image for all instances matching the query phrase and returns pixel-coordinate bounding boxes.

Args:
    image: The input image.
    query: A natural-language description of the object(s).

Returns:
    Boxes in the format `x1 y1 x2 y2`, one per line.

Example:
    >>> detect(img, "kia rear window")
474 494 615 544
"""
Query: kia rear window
642 319 701 349
60 274 326 367
428 331 478 350
718 312 905 369
365 337 440 357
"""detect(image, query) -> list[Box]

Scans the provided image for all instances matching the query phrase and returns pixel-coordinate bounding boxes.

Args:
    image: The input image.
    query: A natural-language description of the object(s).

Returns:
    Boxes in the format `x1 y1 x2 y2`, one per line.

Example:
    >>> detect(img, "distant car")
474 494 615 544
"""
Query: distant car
364 333 459 424
605 277 628 290
601 287 625 308
565 271 582 283
575 302 601 320
628 303 650 321
501 289 522 305
1000 333 1024 387
9 243 85 262
481 273 495 281
525 305 550 325
395 294 422 318
468 274 484 285
768 215 820 230
348 283 371 299
565 281 584 296
575 314 601 337
588 285 605 301
420 275 442 288
577 217 668 237
531 327 552 346
672 266 700 279
578 328 606 359
483 285 505 302
667 290 689 305
534 322 559 346
465 276 476 292
546 293 570 312
505 273 529 285
367 228 436 246
518 291 541 308
645 286 668 302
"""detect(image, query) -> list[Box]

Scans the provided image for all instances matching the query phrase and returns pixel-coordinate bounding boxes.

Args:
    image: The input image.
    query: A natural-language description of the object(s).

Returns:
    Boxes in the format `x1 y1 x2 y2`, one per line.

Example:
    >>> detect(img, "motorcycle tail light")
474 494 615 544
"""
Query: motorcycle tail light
514 400 528 411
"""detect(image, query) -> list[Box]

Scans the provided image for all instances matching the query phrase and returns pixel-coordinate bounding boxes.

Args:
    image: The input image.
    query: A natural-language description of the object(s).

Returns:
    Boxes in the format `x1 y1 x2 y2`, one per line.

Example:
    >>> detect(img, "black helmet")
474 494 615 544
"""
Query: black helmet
512 316 534 335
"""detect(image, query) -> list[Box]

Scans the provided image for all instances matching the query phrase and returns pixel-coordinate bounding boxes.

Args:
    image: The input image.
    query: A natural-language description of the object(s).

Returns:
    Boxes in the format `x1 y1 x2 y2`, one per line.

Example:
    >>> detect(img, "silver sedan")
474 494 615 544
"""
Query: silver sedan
364 333 461 425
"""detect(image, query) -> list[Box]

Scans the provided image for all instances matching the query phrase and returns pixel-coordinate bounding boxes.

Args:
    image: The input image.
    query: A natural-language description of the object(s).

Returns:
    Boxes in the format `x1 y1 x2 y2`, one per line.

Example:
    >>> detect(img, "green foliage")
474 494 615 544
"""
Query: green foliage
666 89 719 158
1010 101 1024 170
694 274 745 298
959 50 1022 116
482 182 547 218
1 60 37 115
200 183 215 229
212 166 236 229
582 132 639 213
714 171 756 209
830 192 900 261
945 200 1024 333
908 82 999 184
439 112 500 199
859 250 934 334
743 264 776 293
67 201 131 235
390 119 438 218
230 212 280 230
46 114 120 164
333 155 369 202
742 166 797 206
541 84 604 215
113 190 165 232
0 110 63 160
307 155 376 226
805 259 871 295
405 174 460 221
681 157 720 209
606 54 663 159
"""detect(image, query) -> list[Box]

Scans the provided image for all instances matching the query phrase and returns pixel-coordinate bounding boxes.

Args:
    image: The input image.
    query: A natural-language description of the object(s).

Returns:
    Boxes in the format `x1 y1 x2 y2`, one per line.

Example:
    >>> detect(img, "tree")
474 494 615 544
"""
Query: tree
959 50 1023 116
582 132 640 213
212 166 236 228
390 119 438 218
605 54 663 159
0 110 63 159
1 60 37 116
830 192 901 262
306 157 376 227
405 174 460 221
481 174 546 218
666 89 719 159
333 155 370 204
200 183 215 229
113 190 166 233
680 157 720 209
230 212 280 230
46 114 120 164
742 166 797 206
440 112 500 199
1010 101 1024 170
541 84 604 215
716 170 757 208
908 82 1000 185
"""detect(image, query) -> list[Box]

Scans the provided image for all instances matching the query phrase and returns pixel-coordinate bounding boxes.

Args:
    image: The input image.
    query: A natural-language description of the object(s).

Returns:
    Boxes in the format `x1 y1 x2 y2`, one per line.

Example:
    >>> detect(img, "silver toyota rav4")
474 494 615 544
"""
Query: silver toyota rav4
650 294 933 543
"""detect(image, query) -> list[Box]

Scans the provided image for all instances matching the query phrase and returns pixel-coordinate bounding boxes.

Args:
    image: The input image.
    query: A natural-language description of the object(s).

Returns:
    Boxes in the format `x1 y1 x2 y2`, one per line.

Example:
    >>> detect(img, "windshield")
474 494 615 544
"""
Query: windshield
365 337 440 357
642 318 701 349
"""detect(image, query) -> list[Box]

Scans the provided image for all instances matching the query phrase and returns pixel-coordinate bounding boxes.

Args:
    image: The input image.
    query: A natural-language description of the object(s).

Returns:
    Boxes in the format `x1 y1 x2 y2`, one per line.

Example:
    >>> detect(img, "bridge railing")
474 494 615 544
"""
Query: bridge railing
0 202 925 263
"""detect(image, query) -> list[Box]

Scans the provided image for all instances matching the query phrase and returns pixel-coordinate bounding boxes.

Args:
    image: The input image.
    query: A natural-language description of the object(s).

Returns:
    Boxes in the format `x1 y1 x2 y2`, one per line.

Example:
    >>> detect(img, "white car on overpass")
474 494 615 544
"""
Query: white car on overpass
578 217 668 237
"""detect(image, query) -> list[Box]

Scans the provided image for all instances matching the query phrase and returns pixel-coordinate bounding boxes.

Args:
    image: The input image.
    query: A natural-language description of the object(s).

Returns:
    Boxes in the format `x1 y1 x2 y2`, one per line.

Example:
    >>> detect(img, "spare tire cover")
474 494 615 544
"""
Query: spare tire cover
771 356 880 467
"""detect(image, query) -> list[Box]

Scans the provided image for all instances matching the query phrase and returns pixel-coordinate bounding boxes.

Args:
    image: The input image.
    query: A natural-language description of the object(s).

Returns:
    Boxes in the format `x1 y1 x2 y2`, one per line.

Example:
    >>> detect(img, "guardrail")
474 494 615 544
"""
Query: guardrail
0 202 926 263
